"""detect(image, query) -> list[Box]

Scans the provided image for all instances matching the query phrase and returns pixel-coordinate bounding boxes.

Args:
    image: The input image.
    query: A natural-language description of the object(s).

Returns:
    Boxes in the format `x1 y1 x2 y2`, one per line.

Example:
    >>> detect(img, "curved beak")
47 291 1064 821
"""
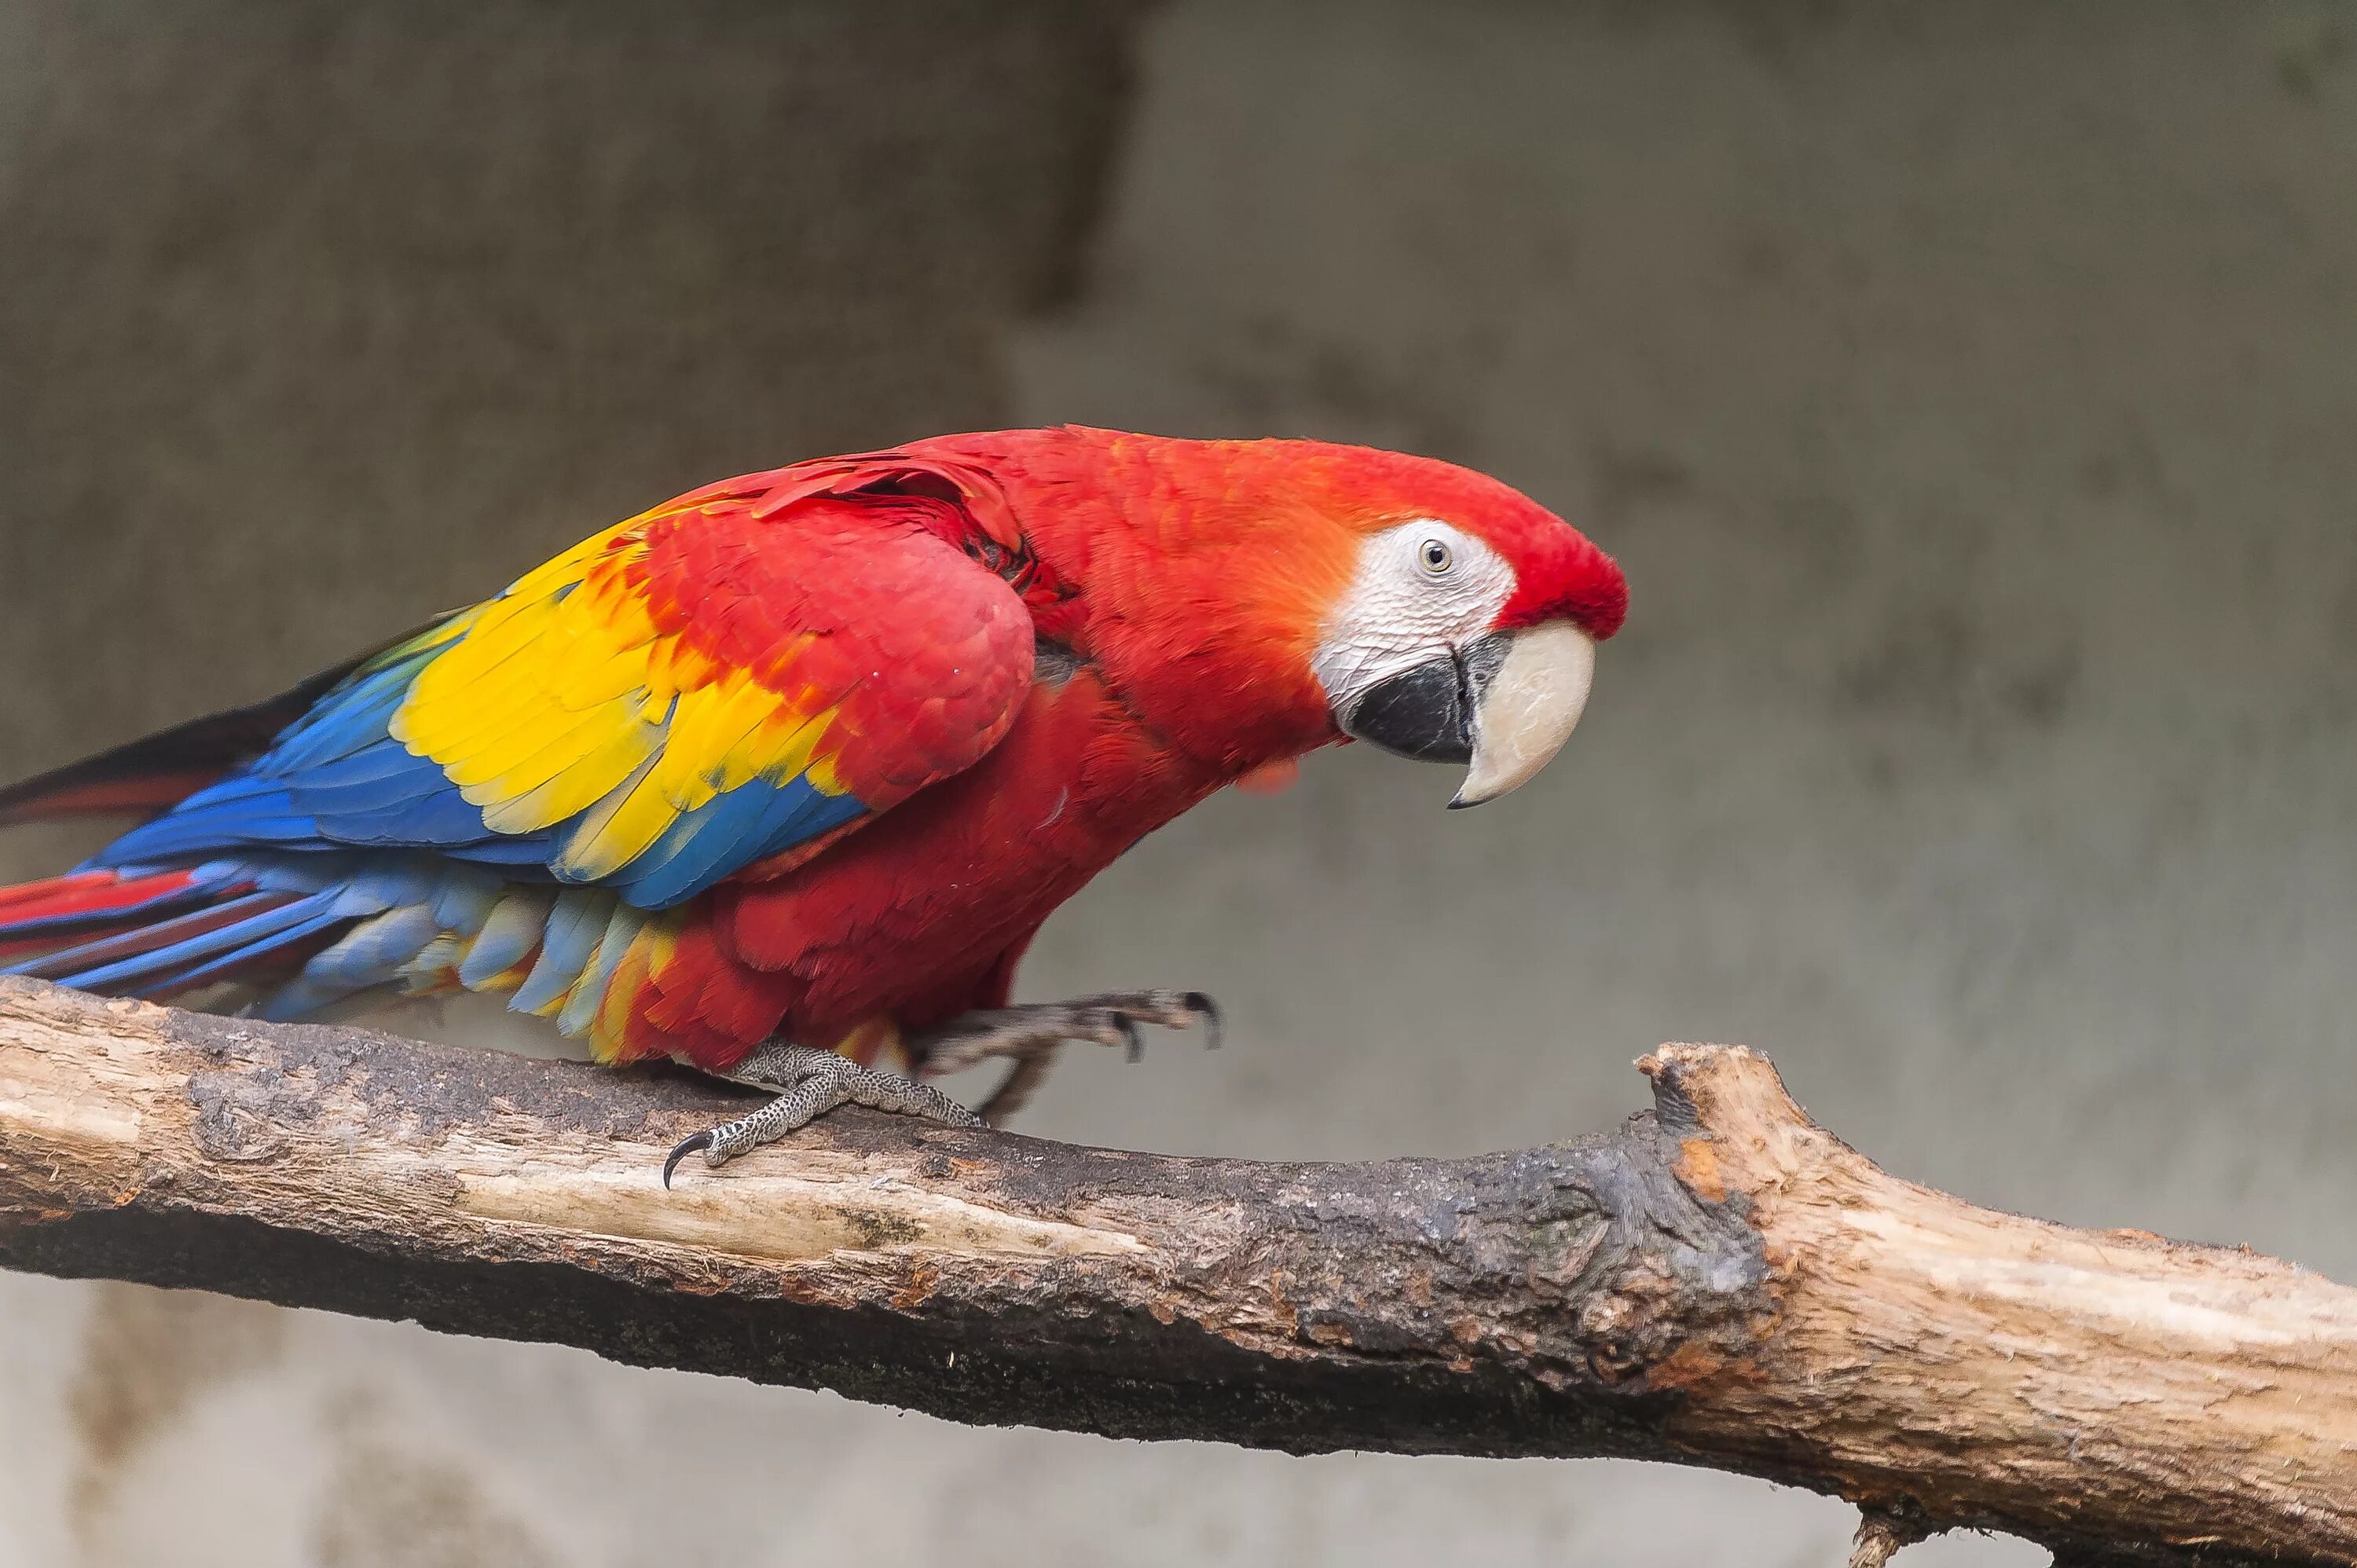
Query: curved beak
1449 621 1595 806
1332 621 1596 807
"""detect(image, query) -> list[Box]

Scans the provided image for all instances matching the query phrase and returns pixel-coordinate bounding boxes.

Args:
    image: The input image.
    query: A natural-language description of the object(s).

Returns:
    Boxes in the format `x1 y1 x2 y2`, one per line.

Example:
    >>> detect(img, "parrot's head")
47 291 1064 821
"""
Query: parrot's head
921 427 1627 806
1291 445 1626 807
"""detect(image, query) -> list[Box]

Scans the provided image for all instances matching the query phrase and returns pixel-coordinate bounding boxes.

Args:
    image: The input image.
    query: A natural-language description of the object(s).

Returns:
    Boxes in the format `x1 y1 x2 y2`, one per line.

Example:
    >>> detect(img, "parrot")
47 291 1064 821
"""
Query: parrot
0 427 1626 1179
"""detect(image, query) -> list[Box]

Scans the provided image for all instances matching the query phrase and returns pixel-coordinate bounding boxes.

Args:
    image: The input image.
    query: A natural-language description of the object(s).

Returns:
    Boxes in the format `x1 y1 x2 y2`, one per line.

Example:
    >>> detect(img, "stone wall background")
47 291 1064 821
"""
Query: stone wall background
6 3 2355 1563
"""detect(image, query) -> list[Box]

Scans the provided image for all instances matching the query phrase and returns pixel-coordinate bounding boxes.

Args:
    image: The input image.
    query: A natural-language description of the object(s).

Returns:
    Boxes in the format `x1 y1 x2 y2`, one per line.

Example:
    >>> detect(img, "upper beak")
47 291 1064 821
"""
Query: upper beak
1333 621 1596 808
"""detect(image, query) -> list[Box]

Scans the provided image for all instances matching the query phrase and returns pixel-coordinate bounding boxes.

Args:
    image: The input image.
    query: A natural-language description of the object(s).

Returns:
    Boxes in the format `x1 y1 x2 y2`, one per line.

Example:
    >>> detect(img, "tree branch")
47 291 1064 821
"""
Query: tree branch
2 976 2351 1565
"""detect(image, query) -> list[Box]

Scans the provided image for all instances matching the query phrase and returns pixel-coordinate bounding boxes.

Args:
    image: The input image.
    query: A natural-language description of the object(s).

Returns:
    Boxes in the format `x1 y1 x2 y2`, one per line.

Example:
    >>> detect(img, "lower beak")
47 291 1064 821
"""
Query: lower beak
1335 622 1596 808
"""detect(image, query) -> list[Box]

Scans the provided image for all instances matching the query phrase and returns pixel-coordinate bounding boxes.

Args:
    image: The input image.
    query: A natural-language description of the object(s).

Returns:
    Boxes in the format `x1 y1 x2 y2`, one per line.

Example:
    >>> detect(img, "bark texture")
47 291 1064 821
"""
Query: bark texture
0 976 2348 1566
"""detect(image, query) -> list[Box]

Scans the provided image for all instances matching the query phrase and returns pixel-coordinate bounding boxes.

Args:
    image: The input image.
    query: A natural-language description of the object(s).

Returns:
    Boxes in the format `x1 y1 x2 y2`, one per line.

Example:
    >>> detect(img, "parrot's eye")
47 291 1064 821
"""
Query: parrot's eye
1419 538 1455 576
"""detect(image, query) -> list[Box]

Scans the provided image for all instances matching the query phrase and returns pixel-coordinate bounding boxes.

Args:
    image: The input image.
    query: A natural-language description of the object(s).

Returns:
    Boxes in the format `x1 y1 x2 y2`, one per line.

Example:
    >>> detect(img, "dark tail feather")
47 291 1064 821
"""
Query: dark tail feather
0 691 332 827
0 610 462 828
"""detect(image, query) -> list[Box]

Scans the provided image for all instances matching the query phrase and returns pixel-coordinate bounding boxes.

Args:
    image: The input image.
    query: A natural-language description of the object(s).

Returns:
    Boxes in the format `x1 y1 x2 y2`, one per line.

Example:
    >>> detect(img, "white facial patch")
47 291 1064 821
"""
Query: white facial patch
1310 521 1517 708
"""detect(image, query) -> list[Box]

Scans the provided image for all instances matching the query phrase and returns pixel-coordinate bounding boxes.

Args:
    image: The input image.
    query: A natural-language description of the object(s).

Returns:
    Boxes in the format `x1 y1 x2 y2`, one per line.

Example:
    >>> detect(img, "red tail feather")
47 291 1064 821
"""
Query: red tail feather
0 869 206 961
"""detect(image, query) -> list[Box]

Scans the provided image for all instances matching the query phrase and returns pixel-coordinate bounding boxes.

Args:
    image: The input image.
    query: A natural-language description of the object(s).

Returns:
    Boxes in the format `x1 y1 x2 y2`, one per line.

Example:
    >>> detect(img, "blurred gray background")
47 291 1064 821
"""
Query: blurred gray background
4 2 2354 1563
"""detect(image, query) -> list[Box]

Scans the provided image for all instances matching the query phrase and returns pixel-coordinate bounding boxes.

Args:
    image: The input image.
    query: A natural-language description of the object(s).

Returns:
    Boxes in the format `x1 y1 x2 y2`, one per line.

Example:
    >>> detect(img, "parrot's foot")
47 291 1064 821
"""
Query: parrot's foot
915 990 1221 1125
662 1045 981 1186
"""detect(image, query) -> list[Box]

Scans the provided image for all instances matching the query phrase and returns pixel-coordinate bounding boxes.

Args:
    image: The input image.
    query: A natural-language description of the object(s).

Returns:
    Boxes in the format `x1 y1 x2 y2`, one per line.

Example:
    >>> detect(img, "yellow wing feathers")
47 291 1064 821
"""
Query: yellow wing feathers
391 509 857 885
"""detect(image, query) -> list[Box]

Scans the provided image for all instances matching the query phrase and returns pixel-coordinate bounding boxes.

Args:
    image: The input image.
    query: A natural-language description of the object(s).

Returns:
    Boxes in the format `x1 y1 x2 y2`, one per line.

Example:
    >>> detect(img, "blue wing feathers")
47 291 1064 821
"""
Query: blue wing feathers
610 774 860 908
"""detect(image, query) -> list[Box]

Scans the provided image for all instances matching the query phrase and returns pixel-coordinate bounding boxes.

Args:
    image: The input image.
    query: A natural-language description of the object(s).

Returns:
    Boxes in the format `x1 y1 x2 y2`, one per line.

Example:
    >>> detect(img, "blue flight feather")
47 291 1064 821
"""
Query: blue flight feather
511 889 611 1015
458 889 554 987
157 906 353 996
53 891 335 991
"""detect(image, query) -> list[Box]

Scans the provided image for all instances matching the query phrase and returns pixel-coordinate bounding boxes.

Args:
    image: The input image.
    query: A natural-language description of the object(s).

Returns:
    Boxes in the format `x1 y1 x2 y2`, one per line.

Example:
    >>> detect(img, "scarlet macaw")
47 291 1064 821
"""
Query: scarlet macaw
0 427 1626 1177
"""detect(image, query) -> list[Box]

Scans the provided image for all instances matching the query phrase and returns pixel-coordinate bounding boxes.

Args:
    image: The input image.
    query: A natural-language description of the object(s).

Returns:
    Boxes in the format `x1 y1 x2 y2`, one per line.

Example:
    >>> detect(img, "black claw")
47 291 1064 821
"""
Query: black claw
1185 990 1222 1050
662 1130 715 1189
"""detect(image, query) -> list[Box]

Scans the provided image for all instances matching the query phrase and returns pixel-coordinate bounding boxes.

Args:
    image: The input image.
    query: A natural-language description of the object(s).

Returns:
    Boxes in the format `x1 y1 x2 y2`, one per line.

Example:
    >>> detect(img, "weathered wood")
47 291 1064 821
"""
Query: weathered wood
0 975 2349 1565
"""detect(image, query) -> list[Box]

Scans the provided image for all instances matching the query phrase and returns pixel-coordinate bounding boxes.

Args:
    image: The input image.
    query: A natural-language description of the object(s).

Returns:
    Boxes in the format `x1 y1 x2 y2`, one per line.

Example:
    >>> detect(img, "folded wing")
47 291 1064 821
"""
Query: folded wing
0 453 1039 1051
95 460 1036 908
